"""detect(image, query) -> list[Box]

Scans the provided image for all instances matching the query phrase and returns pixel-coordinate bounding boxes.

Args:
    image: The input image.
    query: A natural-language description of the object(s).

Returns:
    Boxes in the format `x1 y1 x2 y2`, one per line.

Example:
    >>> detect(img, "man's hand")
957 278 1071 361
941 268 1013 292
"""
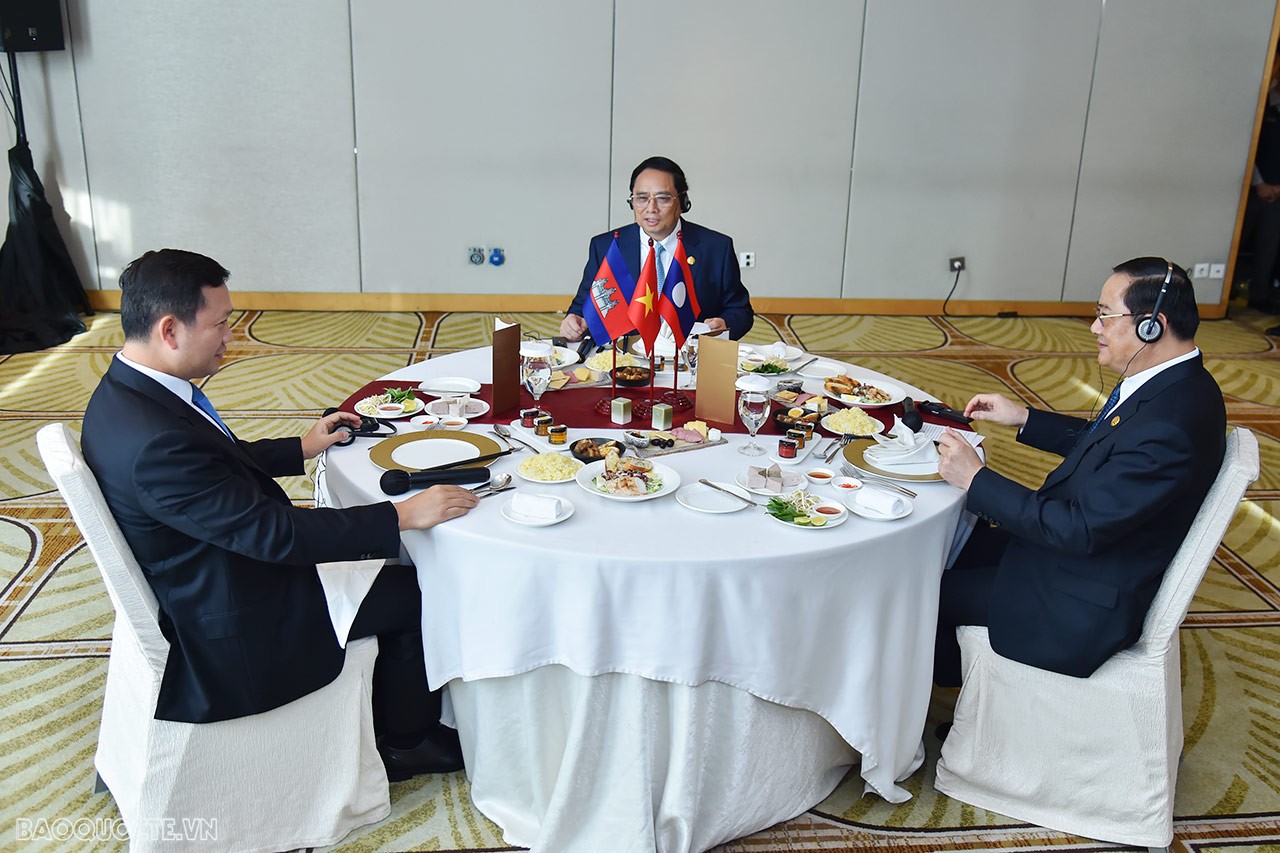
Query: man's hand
559 314 589 341
964 393 1028 428
301 410 362 459
702 317 728 336
394 485 480 531
937 428 984 491
1260 183 1280 202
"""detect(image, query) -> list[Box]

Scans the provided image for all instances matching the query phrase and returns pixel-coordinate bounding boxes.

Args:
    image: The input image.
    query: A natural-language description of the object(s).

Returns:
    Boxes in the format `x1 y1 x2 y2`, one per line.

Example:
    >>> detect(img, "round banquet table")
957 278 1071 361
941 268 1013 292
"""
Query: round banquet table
319 348 973 853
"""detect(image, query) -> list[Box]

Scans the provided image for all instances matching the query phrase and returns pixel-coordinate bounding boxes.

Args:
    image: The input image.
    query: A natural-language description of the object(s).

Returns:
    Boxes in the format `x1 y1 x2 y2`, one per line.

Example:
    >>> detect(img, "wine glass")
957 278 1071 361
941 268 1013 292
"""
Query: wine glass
737 390 769 456
682 336 699 385
520 342 553 404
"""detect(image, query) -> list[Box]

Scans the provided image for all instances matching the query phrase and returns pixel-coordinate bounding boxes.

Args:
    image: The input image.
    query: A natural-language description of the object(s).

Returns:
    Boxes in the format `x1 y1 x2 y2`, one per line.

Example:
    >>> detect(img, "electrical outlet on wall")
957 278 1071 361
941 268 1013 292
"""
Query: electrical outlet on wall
1192 262 1210 278
1208 263 1225 279
738 251 755 268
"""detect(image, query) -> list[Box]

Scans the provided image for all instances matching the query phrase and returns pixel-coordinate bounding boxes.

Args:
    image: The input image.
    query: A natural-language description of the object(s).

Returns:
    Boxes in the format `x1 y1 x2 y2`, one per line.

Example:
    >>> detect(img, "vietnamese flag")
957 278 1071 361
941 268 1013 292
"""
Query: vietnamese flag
656 231 700 349
583 234 637 345
628 239 661 355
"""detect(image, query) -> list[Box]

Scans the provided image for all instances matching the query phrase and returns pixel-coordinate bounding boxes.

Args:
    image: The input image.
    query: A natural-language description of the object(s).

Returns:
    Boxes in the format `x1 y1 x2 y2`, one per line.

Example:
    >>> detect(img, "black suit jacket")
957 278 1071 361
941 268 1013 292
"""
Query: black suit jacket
965 354 1225 677
82 358 403 722
567 220 755 340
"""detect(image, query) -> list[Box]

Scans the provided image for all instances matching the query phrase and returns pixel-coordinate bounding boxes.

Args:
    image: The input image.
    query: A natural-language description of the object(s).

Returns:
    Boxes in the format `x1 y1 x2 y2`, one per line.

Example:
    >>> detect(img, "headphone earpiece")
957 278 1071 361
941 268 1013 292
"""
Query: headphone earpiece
680 193 691 214
1134 261 1173 344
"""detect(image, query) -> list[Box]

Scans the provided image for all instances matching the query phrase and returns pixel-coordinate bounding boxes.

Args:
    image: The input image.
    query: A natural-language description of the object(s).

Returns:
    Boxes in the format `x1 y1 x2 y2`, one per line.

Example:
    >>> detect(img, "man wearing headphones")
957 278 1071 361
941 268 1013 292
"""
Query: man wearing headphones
559 155 755 341
932 258 1226 689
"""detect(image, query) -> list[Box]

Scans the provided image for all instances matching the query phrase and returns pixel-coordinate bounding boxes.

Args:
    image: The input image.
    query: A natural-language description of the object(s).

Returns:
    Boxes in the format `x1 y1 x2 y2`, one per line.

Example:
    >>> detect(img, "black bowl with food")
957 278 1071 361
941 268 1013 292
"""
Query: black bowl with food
772 406 822 432
612 366 652 387
570 437 626 463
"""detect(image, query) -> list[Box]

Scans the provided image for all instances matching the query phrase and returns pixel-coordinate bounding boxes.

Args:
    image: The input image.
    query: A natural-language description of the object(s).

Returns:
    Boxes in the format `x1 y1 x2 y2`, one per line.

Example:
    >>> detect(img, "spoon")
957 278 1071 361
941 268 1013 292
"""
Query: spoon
491 424 539 452
474 473 512 496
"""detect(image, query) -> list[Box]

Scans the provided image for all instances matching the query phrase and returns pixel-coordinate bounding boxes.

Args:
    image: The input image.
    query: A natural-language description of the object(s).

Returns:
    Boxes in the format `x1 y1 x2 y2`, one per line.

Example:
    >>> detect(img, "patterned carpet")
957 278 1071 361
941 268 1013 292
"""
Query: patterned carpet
2 307 1279 852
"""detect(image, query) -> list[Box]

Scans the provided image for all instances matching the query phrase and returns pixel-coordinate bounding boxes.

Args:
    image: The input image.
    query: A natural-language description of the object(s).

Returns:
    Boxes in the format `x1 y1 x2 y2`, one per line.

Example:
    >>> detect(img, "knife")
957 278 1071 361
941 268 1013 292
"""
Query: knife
420 448 513 472
697 478 759 507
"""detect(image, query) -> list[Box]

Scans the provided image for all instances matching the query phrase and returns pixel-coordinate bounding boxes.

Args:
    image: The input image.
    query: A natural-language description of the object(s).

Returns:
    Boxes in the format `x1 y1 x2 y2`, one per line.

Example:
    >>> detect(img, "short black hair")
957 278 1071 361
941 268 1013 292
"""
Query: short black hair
119 250 230 342
629 156 689 196
1112 256 1199 341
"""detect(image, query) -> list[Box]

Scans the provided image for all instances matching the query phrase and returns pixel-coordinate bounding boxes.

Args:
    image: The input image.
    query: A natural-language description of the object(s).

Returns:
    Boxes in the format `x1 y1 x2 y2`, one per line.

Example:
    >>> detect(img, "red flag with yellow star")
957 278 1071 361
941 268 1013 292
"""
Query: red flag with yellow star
628 239 662 355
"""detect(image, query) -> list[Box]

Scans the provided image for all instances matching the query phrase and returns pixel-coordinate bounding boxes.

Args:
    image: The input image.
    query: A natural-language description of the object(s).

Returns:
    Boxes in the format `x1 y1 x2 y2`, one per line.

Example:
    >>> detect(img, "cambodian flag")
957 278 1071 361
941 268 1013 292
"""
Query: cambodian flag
656 232 701 349
584 235 637 345
628 239 662 355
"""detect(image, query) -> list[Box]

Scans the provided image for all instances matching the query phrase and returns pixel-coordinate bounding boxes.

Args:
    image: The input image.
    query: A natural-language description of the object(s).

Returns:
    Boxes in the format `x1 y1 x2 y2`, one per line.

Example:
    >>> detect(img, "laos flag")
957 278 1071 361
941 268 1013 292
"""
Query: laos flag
656 232 701 349
583 234 637 345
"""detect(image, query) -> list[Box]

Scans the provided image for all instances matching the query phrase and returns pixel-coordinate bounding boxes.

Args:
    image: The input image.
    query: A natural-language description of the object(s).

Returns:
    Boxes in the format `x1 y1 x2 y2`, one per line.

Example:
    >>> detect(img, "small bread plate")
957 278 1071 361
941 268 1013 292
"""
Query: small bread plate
514 453 584 485
369 431 501 472
822 378 906 408
797 360 844 380
355 396 425 419
501 494 576 527
675 481 753 514
841 438 944 482
749 343 804 362
819 411 887 437
424 397 491 418
417 377 482 397
543 343 581 369
575 459 681 502
844 493 913 521
734 469 809 496
767 499 848 530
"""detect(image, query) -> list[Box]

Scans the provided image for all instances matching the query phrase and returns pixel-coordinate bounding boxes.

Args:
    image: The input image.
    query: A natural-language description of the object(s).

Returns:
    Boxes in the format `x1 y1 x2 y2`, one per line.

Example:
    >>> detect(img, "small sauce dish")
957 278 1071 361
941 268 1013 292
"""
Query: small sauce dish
805 467 835 484
830 476 862 492
409 414 440 429
440 417 468 430
376 402 405 417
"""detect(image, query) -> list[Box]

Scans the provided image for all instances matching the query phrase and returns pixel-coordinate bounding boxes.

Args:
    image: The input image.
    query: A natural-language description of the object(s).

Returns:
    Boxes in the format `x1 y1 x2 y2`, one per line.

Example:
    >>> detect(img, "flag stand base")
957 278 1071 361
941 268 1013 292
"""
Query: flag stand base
660 390 693 410
633 399 655 419
593 396 614 416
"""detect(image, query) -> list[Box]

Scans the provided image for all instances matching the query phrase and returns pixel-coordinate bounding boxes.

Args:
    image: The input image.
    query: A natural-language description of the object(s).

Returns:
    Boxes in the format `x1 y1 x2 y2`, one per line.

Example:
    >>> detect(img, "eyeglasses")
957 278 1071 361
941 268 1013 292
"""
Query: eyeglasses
1093 307 1137 323
628 193 676 209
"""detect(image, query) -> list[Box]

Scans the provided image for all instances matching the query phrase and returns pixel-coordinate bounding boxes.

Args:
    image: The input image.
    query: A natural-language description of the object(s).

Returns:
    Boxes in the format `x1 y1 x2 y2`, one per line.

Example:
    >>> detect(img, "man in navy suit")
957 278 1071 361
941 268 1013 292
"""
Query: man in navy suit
82 249 478 780
560 155 755 341
933 258 1226 687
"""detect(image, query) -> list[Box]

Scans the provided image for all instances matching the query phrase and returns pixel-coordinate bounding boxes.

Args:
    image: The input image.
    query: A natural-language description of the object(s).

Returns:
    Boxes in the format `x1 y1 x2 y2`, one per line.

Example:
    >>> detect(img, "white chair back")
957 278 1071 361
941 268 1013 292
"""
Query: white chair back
36 423 170 676
1140 427 1259 646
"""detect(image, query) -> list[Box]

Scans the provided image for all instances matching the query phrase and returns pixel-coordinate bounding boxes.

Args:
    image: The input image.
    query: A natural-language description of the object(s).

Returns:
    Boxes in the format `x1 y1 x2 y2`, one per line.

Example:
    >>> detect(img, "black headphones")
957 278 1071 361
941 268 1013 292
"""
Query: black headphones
1135 261 1173 344
322 407 397 446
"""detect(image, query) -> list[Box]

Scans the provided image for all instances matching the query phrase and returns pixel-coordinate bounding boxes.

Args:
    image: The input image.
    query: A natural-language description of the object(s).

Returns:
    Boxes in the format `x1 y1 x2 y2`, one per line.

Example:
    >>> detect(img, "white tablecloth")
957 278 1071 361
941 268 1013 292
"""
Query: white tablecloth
321 349 971 850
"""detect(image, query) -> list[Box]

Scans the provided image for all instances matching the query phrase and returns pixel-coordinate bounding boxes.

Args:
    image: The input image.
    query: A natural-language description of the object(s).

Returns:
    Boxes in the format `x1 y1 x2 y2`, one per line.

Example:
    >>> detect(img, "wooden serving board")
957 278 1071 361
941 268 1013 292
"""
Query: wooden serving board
633 436 728 458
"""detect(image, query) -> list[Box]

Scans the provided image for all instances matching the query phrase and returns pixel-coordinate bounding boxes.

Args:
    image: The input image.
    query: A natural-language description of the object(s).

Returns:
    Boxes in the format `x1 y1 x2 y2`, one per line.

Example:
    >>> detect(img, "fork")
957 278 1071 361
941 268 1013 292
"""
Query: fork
823 433 857 463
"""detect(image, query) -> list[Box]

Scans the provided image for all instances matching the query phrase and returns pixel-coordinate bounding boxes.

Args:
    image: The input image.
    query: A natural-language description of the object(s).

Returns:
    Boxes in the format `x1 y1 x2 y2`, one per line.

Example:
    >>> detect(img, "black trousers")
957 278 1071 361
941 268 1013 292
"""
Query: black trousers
1241 189 1280 309
347 565 441 740
933 523 1009 688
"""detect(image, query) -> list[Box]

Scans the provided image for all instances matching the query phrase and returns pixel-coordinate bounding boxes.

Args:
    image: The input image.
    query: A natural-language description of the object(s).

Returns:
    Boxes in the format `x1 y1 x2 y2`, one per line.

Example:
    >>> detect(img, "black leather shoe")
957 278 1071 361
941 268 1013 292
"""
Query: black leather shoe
379 727 464 781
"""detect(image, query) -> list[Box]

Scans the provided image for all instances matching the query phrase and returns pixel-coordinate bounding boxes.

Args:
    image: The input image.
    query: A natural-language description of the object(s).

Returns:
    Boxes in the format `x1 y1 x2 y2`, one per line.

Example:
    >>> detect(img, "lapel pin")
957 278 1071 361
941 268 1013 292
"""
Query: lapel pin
687 256 695 265
1110 415 1121 427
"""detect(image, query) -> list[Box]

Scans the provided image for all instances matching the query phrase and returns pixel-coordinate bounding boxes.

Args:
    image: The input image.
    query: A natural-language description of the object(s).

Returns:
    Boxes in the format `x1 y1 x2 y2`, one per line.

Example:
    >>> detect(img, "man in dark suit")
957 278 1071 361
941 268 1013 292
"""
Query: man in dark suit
82 249 478 780
933 258 1226 687
560 155 755 341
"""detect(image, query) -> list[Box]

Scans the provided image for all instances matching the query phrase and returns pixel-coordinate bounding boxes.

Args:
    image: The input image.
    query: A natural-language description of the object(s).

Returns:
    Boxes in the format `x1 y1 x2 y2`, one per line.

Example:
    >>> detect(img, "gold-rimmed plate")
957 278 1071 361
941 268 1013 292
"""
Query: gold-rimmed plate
369 431 502 472
841 438 943 482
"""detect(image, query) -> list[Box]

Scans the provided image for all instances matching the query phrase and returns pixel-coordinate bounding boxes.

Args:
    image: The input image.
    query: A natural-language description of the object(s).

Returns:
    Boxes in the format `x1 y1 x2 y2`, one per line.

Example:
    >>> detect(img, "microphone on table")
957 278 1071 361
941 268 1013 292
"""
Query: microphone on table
900 397 924 433
379 467 490 495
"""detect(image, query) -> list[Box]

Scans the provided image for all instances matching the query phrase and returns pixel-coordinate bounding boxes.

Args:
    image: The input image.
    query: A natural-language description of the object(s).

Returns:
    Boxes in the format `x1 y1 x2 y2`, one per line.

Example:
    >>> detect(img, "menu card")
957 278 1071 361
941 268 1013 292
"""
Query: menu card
492 320 521 415
695 335 737 424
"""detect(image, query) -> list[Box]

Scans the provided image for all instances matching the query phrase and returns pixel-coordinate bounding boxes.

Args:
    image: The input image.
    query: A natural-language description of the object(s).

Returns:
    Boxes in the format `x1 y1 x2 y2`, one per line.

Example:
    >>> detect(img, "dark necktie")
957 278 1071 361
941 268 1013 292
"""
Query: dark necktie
190 384 233 439
1085 381 1123 435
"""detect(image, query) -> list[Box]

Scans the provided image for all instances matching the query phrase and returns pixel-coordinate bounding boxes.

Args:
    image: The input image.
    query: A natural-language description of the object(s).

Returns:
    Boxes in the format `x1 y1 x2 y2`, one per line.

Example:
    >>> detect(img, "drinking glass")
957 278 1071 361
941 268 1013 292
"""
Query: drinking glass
737 390 769 456
520 342 553 403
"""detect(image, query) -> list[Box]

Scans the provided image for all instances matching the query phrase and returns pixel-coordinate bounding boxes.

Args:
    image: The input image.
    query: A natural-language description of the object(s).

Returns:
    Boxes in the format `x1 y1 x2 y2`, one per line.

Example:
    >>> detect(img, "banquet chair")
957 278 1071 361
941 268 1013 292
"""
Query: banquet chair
934 427 1259 850
36 423 390 853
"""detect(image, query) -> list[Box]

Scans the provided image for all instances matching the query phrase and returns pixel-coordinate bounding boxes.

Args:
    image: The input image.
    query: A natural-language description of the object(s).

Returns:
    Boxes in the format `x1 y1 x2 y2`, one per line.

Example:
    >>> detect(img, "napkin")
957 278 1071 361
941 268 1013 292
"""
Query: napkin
865 416 940 466
316 559 384 648
853 488 907 517
766 341 789 358
511 493 562 519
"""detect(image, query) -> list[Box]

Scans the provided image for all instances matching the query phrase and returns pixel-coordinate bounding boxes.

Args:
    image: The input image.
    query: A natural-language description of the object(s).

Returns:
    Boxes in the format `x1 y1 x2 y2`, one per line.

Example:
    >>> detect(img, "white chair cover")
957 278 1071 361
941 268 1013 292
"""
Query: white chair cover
37 423 390 853
934 427 1259 847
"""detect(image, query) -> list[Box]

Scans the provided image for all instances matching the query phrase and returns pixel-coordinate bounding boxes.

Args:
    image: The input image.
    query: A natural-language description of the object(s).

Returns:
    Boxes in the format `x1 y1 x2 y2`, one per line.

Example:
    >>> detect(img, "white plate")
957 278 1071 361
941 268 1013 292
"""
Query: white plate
734 469 809 496
819 411 887 436
766 500 848 530
549 344 581 368
675 481 753 513
425 397 491 418
355 396 425 419
501 494 575 527
387 437 483 470
830 379 906 408
845 494 914 521
767 433 820 466
863 445 940 476
514 454 583 484
575 459 681 502
798 361 843 380
418 377 482 396
751 343 804 362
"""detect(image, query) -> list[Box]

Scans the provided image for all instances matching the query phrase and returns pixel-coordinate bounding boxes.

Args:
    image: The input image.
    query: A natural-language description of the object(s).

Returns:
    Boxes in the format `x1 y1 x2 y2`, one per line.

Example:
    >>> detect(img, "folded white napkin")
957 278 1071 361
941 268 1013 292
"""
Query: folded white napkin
865 416 940 466
854 488 906 517
316 559 385 648
766 341 789 358
511 492 562 520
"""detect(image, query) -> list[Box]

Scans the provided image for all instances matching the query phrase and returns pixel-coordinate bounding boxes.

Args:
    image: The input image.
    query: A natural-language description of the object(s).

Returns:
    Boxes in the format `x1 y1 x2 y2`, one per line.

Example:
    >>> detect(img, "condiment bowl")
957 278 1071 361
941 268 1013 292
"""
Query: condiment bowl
830 476 863 492
805 467 836 485
409 414 440 429
440 417 469 430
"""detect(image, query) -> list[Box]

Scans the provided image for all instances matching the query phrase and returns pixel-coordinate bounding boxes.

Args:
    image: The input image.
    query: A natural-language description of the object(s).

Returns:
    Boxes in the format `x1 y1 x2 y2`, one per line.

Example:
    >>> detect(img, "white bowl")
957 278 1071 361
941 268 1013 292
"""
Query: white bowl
439 417 469 430
376 402 405 417
409 414 440 429
805 468 836 485
830 476 863 493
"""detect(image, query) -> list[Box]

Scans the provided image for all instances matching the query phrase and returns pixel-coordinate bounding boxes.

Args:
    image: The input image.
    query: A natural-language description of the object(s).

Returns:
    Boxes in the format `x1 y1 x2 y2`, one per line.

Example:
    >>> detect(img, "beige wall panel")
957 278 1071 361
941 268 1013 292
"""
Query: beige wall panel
845 0 1100 302
612 0 864 300
0 2 96 290
351 0 612 296
71 0 359 293
1064 0 1275 304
